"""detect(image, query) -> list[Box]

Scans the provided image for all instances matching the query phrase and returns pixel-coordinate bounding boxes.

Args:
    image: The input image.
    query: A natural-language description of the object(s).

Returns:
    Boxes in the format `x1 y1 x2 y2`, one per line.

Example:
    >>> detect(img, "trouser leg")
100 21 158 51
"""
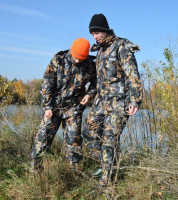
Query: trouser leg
31 113 61 168
63 113 83 164
100 114 129 185
83 110 105 162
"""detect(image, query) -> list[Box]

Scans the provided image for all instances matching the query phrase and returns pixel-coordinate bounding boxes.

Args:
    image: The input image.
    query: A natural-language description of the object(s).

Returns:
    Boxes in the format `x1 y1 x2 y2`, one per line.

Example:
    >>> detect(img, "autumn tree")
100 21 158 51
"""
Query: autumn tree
0 75 12 106
12 80 26 104
142 48 178 147
25 79 42 105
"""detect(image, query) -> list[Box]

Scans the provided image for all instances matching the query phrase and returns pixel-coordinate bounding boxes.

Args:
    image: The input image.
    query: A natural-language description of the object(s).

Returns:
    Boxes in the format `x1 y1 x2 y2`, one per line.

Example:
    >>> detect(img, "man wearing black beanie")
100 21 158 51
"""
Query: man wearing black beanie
83 13 143 186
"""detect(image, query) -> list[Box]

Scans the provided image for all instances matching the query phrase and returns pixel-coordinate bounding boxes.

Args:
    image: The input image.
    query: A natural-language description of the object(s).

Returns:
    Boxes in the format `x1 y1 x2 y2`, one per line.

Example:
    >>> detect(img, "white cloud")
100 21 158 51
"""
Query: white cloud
0 3 53 20
0 46 54 57
0 54 41 61
0 31 60 44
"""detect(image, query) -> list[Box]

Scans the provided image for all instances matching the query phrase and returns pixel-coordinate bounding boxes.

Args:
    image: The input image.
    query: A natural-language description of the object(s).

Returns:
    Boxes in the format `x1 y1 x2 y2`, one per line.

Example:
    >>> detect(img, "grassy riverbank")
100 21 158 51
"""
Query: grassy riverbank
0 122 177 200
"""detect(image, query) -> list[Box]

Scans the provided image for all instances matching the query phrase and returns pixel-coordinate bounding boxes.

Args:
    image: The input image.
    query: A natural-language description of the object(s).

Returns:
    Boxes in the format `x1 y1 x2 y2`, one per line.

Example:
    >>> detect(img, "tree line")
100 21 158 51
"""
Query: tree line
0 76 42 105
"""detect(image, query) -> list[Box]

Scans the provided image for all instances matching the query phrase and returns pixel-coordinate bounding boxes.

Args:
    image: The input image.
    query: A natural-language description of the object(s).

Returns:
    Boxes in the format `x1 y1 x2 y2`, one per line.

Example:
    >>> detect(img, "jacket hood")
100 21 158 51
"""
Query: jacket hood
123 39 140 53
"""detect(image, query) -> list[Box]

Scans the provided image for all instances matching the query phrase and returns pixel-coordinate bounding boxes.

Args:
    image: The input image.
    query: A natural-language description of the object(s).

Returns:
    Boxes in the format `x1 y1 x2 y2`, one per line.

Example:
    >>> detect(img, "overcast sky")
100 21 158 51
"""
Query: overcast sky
0 0 177 81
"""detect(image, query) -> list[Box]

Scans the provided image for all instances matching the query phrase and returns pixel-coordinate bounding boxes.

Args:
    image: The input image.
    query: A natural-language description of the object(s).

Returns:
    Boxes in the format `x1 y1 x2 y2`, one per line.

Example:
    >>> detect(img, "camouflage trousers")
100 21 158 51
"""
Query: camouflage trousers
31 111 83 168
83 107 128 185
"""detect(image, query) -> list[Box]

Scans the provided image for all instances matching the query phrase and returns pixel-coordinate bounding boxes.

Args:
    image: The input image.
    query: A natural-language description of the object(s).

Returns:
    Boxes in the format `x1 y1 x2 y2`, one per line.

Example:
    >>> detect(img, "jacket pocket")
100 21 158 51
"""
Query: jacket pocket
104 96 125 113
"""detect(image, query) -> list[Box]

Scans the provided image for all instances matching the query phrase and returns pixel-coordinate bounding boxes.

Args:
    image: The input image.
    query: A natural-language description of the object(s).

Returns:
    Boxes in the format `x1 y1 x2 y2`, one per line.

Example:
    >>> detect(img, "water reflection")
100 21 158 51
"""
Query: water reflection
0 105 166 153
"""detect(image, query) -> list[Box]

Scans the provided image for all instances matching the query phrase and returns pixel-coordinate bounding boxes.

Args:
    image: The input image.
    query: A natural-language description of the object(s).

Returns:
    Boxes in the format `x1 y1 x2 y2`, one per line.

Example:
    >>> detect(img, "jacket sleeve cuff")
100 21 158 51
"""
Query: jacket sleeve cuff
43 105 53 111
86 92 96 99
129 102 139 109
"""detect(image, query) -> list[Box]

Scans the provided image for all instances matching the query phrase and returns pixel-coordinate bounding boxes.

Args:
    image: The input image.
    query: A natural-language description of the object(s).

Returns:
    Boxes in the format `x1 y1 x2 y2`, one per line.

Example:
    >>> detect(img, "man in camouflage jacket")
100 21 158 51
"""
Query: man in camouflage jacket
83 14 143 186
31 38 96 169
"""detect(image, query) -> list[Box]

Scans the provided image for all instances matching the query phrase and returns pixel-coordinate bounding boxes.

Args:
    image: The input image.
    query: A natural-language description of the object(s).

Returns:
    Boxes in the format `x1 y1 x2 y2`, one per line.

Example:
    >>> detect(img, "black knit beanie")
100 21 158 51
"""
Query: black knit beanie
89 14 111 33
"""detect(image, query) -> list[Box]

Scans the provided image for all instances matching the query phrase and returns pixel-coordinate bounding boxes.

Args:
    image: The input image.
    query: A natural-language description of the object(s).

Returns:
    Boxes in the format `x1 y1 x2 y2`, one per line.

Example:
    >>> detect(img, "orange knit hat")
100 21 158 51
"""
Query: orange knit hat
71 38 90 60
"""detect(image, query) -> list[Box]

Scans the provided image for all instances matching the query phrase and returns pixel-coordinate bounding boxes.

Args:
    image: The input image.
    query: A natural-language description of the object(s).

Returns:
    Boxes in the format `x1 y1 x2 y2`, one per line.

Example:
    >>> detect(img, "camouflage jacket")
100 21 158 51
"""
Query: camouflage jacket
41 50 96 116
91 35 143 114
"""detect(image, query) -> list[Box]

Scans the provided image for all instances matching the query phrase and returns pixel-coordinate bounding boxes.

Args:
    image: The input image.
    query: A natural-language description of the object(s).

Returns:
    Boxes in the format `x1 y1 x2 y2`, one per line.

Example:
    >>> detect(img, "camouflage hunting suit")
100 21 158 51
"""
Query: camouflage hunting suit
83 35 143 185
31 50 96 167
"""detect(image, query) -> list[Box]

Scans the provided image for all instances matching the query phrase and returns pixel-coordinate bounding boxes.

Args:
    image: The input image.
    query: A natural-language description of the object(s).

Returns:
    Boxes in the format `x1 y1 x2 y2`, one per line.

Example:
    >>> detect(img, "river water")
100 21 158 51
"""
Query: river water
0 105 165 153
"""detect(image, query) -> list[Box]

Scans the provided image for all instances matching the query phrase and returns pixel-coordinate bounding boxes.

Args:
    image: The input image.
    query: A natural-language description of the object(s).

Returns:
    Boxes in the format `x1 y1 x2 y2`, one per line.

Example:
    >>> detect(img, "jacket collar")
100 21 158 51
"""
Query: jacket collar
90 35 117 52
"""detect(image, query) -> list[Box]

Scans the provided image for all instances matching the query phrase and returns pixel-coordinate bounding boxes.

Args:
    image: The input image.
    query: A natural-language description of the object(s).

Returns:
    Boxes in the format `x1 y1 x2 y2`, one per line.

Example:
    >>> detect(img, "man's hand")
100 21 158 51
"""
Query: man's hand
45 109 53 119
80 95 90 106
126 105 138 116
